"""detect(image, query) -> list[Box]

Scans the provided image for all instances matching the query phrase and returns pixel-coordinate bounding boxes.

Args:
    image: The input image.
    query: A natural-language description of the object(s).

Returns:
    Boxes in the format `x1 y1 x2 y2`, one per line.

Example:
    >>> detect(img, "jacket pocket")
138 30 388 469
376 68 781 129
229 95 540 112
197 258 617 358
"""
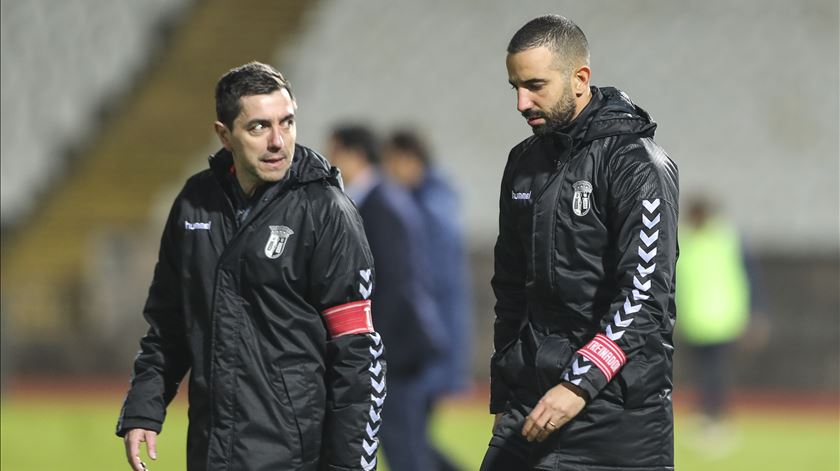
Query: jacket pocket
492 326 547 407
617 336 670 409
534 335 572 394
276 364 326 463
490 339 525 388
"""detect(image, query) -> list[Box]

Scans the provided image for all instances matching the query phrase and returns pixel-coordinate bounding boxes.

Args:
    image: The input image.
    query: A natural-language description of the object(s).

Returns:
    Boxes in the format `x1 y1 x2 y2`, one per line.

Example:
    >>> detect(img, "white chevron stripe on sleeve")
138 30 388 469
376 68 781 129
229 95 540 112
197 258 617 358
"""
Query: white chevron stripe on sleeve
361 455 377 471
633 276 651 291
640 230 659 247
642 199 661 212
371 376 385 394
637 263 656 277
623 298 642 314
360 333 385 469
371 394 385 408
571 358 591 375
642 213 661 229
366 422 380 437
359 282 372 300
369 344 384 358
605 324 626 341
638 246 657 263
362 438 378 456
613 311 634 328
369 405 381 423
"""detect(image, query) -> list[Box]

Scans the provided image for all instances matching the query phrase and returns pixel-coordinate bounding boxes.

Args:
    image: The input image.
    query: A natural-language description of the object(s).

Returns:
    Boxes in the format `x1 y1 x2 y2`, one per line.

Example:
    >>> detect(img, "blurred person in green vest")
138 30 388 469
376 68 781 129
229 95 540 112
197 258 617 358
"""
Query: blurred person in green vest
677 196 761 443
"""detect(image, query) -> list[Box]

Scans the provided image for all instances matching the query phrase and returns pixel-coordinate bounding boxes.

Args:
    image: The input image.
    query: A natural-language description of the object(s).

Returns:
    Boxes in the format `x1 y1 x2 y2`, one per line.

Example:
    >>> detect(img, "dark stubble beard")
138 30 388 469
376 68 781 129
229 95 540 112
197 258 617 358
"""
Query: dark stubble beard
526 87 577 135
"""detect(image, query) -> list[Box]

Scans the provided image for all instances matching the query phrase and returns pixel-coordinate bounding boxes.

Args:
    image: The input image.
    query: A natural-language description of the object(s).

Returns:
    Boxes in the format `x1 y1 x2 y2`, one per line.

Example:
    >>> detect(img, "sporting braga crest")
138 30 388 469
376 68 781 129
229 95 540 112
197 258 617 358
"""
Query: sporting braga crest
264 225 294 259
572 181 593 216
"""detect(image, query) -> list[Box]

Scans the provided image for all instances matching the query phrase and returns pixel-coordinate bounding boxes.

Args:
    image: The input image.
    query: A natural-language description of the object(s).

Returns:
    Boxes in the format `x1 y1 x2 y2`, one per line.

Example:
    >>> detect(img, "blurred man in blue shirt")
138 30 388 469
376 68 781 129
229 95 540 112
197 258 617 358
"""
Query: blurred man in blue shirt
383 129 473 471
327 124 448 471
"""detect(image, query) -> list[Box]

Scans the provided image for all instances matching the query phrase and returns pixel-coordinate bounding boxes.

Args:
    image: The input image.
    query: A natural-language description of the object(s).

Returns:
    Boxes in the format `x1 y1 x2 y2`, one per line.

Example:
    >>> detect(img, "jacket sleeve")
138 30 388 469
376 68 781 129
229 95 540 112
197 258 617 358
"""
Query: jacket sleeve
308 188 384 471
116 192 191 436
561 139 679 401
489 151 528 413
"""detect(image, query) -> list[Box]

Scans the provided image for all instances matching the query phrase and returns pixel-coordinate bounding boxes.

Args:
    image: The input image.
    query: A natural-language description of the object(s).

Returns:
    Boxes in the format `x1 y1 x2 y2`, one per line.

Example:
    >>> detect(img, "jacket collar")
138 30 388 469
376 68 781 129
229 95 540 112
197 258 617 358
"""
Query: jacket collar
545 86 657 153
208 144 343 192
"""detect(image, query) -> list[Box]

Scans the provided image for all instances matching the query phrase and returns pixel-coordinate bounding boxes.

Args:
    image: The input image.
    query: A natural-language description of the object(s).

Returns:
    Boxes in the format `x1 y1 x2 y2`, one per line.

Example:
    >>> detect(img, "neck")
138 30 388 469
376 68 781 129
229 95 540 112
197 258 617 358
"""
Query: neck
236 173 259 197
572 87 593 121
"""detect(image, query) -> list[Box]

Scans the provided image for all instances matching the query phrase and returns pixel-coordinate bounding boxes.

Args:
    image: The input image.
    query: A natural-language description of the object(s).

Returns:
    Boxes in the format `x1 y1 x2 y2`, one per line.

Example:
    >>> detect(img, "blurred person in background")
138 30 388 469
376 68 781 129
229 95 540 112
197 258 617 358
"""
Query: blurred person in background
483 15 679 470
677 196 767 450
382 129 473 471
327 124 447 471
116 62 386 471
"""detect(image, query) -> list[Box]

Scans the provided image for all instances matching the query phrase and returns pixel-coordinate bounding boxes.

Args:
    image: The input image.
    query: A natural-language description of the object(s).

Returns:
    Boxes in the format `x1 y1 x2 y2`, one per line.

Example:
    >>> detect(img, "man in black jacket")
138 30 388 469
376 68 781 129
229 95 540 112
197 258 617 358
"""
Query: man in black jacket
117 62 386 471
481 16 679 470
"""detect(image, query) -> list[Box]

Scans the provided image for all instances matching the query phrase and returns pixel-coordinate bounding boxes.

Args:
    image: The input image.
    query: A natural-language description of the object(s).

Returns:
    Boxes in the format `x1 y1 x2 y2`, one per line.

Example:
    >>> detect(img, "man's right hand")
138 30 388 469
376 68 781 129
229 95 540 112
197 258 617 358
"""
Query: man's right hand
123 428 158 471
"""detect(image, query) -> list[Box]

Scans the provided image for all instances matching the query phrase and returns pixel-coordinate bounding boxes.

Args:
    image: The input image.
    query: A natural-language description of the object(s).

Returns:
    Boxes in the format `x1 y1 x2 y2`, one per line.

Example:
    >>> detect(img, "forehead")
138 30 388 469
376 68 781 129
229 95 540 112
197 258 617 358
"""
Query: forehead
236 89 295 120
506 46 561 79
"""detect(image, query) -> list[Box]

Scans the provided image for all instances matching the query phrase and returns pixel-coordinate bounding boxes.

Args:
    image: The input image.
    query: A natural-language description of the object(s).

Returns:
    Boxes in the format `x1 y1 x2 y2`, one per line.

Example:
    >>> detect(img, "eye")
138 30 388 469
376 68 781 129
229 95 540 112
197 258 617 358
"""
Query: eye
249 122 269 133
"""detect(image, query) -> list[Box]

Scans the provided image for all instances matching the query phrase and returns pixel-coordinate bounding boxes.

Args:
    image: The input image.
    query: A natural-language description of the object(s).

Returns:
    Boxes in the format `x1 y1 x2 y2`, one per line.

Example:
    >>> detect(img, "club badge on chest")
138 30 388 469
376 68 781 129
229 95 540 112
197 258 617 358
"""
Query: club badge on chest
572 180 593 217
265 225 294 259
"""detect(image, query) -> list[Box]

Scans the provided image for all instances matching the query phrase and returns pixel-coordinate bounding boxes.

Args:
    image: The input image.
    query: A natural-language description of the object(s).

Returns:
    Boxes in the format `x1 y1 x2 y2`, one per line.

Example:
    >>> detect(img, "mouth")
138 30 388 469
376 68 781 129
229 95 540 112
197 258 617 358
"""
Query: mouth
526 116 546 127
260 155 287 170
523 111 546 127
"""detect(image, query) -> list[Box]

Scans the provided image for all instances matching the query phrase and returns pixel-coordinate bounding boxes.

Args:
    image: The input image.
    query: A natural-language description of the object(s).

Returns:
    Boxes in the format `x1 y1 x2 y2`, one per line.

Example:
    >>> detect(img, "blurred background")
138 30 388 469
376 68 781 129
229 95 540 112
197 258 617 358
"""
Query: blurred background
1 0 837 470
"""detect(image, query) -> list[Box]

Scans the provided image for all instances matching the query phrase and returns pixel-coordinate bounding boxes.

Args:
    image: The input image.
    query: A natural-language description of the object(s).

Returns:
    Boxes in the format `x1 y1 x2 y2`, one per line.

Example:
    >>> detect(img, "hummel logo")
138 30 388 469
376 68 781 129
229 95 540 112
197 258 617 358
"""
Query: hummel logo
185 221 211 230
511 191 531 200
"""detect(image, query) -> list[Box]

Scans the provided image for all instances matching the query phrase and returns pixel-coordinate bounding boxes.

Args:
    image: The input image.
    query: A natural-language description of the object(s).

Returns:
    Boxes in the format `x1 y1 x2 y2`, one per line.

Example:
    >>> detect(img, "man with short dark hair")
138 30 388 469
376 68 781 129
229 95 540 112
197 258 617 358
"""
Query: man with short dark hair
117 62 386 471
382 129 473 471
482 15 679 470
326 124 446 471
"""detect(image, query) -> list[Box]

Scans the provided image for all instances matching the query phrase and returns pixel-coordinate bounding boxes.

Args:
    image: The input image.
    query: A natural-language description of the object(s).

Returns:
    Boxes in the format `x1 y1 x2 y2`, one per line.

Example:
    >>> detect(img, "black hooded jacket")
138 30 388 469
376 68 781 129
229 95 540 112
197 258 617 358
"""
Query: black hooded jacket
490 87 679 470
117 145 386 471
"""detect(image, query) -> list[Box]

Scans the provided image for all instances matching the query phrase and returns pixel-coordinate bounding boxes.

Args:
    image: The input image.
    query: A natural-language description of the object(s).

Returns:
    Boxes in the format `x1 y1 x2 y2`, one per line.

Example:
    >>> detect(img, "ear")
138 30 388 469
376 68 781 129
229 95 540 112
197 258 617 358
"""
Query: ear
214 121 232 150
572 65 591 97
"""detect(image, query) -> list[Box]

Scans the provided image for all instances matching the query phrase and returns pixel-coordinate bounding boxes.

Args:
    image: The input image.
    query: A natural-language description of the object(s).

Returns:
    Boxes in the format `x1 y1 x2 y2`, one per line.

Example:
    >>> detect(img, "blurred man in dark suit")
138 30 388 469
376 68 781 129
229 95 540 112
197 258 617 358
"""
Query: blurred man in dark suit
382 129 473 470
327 124 446 471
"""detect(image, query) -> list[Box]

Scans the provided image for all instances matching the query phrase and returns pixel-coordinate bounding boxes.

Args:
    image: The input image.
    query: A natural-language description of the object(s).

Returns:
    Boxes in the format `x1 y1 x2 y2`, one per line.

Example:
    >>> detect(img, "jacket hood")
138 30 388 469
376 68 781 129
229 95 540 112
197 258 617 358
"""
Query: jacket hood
556 87 657 148
208 144 343 189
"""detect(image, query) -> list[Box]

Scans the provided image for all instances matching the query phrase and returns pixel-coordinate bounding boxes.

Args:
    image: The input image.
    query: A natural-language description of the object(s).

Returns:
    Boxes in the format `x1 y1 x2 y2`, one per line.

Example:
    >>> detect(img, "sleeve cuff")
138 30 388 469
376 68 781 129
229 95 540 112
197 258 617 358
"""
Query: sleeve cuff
561 333 629 401
115 417 163 437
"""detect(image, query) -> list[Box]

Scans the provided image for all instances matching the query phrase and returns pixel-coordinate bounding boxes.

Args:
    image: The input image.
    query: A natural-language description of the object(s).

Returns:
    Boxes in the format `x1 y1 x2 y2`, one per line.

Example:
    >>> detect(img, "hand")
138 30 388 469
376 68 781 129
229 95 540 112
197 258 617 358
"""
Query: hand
124 428 158 471
521 382 587 442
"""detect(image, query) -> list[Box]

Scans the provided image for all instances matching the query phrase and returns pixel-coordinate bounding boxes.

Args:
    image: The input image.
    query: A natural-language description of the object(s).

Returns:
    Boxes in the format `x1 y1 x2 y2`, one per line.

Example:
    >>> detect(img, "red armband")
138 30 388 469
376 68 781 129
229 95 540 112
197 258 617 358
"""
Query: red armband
322 300 373 337
578 333 627 382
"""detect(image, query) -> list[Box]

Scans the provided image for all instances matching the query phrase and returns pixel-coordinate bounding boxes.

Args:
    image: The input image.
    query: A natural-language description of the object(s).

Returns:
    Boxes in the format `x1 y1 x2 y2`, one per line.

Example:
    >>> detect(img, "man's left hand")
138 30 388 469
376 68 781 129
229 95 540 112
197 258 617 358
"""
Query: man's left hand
521 382 587 442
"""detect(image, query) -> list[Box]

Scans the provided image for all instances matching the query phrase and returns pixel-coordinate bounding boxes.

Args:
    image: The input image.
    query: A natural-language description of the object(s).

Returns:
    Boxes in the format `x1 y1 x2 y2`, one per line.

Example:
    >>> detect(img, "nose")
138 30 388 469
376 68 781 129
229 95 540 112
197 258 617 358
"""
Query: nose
516 88 533 113
268 127 284 151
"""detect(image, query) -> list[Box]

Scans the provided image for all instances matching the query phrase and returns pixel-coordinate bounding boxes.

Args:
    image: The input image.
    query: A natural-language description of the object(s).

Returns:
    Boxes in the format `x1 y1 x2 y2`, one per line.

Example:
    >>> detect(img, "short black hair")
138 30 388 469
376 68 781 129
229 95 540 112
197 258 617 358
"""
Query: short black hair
385 129 431 166
331 124 380 164
507 15 589 72
215 61 294 129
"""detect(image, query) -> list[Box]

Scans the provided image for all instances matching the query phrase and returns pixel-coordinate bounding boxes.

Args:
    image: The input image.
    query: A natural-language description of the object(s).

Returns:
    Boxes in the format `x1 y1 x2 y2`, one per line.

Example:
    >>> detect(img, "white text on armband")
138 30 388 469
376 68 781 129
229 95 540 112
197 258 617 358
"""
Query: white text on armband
578 333 627 381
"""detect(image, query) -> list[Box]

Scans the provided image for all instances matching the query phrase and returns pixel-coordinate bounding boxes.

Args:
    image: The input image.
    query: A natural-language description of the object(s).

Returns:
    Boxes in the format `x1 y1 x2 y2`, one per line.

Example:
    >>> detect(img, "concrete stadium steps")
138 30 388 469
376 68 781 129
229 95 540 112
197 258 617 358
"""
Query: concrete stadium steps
2 0 315 335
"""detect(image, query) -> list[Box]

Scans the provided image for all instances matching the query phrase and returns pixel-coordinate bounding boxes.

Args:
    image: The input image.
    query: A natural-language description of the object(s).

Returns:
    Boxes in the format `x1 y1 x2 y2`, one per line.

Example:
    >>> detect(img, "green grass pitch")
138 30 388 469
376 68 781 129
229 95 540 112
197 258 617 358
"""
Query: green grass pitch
1 396 837 470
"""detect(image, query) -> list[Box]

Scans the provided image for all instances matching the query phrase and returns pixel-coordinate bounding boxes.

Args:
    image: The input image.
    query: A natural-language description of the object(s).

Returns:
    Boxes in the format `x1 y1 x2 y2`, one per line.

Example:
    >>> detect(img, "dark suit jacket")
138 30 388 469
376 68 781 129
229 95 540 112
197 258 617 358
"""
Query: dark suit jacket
356 179 445 377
